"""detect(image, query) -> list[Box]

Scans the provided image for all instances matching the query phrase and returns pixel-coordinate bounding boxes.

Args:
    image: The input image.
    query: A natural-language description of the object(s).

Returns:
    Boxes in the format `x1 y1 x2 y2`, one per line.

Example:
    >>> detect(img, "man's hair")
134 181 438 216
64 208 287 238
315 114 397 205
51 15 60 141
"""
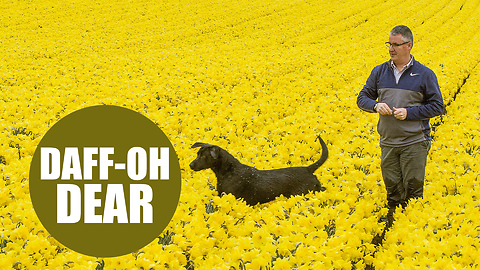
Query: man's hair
390 25 413 44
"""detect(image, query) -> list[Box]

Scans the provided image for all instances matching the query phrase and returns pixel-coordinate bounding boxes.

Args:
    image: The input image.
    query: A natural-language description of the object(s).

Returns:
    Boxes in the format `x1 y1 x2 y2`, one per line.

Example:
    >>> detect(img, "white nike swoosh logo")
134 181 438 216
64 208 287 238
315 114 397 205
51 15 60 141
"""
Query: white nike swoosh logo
410 73 420 76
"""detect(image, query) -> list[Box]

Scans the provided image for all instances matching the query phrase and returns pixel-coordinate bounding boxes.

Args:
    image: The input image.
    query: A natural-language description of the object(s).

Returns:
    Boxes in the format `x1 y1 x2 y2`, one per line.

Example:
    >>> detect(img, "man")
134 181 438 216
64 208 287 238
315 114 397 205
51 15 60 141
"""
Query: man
357 25 445 231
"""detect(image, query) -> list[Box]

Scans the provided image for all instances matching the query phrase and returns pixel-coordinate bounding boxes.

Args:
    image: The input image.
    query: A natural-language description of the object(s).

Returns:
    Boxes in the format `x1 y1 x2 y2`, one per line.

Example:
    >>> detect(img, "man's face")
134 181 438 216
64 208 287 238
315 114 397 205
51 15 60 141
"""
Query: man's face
388 34 412 65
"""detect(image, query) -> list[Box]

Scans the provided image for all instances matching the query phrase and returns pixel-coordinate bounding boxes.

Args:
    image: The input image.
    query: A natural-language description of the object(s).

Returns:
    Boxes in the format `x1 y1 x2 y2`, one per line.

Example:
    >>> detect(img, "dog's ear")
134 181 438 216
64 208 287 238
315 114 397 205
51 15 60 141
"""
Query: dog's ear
191 142 220 159
191 142 212 149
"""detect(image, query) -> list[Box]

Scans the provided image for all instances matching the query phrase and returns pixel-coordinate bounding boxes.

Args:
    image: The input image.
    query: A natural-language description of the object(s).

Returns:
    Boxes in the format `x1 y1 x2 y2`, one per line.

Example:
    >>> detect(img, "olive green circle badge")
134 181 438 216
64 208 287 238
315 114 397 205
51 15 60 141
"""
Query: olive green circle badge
29 105 181 257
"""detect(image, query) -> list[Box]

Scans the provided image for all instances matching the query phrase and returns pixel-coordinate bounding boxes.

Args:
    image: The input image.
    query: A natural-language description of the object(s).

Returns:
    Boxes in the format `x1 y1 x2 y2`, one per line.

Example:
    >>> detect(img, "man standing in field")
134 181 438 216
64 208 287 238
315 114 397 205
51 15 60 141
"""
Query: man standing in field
357 25 445 235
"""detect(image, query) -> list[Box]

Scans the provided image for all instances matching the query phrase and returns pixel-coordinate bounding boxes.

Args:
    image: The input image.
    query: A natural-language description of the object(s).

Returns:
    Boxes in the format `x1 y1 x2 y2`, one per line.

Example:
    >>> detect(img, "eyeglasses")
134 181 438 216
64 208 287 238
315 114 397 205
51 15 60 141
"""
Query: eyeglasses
385 41 410 48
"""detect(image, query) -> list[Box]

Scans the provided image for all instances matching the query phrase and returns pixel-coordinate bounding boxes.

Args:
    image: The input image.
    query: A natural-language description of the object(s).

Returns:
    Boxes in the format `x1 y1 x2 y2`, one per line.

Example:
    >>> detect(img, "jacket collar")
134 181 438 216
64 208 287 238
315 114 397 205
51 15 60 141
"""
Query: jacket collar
389 55 415 71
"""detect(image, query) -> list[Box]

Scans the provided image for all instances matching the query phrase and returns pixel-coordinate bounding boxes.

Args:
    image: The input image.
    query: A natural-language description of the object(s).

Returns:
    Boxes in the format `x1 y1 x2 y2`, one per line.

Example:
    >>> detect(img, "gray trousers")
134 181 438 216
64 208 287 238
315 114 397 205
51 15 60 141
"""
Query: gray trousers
381 140 431 225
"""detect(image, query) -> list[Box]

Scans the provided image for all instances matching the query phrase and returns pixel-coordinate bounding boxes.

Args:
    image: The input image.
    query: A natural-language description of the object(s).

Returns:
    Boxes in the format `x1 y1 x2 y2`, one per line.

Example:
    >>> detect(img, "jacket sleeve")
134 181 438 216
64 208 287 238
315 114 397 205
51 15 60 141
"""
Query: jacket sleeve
357 67 379 113
406 70 445 120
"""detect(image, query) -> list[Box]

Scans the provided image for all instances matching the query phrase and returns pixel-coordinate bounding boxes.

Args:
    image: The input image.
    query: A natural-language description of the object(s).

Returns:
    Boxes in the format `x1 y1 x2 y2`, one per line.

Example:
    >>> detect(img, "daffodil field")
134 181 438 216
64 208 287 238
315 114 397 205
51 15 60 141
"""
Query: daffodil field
1 0 480 269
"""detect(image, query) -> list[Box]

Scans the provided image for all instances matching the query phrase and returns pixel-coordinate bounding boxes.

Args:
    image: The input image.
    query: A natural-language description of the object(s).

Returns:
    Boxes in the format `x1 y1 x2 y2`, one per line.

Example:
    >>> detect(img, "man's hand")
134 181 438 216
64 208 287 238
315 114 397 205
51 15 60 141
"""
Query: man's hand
375 103 393 115
393 107 407 120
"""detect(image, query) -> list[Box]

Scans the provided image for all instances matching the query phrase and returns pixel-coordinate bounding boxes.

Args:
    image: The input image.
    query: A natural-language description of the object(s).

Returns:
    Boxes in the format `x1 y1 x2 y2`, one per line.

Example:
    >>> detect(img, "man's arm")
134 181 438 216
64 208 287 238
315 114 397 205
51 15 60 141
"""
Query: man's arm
405 70 445 120
357 67 380 113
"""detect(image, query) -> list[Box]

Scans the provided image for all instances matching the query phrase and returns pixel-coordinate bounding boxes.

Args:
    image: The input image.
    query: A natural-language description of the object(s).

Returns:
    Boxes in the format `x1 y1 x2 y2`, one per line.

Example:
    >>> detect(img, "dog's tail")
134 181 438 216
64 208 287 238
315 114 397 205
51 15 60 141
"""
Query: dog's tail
306 135 328 173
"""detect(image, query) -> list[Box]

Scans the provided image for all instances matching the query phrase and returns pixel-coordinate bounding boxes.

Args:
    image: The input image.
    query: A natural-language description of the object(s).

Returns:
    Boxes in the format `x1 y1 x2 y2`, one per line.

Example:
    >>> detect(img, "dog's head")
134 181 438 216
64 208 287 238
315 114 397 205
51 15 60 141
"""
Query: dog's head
189 142 221 171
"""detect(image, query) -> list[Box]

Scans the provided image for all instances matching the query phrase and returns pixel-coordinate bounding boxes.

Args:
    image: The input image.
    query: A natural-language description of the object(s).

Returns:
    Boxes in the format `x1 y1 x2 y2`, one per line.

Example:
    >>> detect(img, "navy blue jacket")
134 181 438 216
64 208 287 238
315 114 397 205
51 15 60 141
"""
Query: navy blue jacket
357 57 445 147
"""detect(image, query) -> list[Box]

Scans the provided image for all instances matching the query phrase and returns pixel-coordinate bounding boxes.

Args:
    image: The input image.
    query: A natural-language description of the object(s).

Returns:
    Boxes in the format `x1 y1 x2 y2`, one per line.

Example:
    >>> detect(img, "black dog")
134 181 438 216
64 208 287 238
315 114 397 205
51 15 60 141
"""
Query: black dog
189 135 328 206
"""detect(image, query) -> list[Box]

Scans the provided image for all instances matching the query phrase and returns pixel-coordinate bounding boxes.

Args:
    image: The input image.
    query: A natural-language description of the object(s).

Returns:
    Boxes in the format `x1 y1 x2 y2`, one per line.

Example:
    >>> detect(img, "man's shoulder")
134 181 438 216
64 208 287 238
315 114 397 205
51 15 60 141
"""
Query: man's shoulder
371 61 391 74
411 58 435 74
376 61 391 69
